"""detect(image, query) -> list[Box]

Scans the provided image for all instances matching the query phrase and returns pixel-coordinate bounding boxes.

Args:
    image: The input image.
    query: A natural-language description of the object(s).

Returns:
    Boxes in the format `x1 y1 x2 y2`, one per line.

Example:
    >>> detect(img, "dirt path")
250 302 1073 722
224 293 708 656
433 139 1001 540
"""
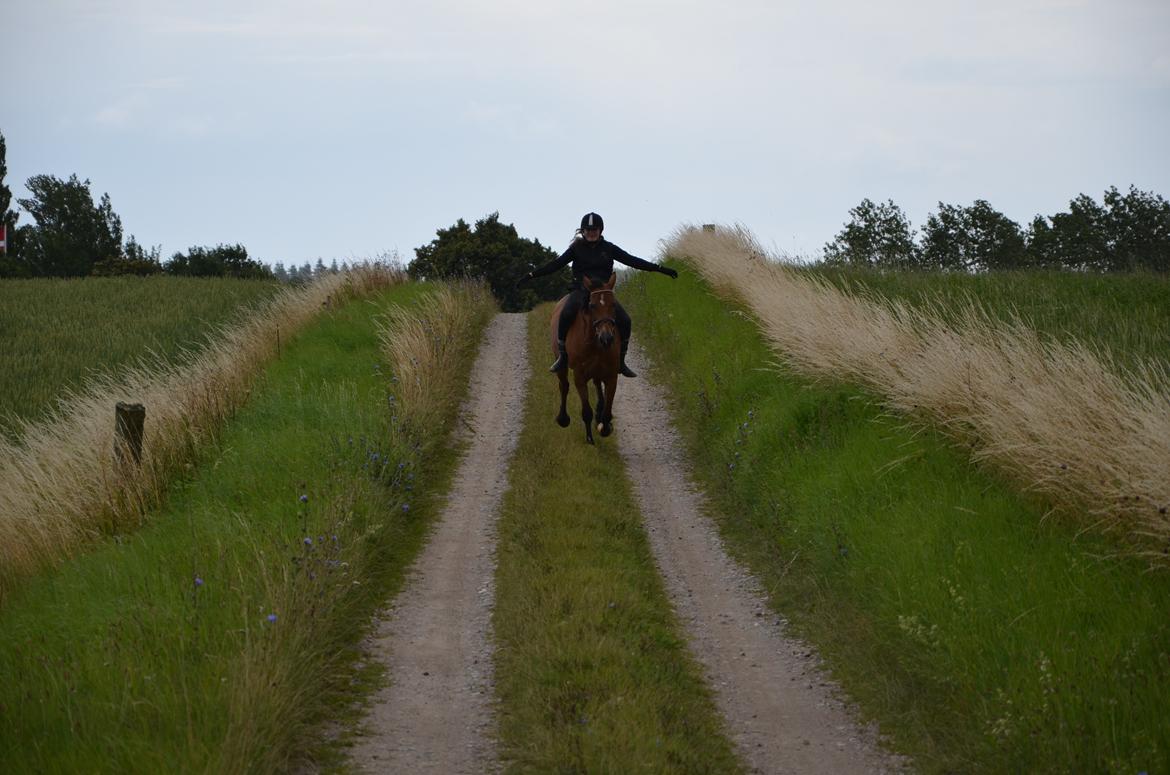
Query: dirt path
349 315 904 773
616 343 908 774
348 312 529 774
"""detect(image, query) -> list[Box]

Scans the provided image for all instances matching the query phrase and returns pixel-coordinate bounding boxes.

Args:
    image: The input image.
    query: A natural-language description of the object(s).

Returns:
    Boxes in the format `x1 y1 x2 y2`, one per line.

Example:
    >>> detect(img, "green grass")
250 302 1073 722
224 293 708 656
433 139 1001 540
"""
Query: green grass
0 275 281 435
623 265 1170 774
804 266 1170 372
489 306 742 773
0 282 486 773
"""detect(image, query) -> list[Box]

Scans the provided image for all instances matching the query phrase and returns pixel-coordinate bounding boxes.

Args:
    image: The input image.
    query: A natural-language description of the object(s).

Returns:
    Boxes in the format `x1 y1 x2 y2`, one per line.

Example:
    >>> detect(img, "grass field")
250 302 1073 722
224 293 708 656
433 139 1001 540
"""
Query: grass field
805 265 1170 372
0 276 281 436
0 281 494 772
666 227 1170 562
0 271 397 595
623 265 1170 773
488 305 742 772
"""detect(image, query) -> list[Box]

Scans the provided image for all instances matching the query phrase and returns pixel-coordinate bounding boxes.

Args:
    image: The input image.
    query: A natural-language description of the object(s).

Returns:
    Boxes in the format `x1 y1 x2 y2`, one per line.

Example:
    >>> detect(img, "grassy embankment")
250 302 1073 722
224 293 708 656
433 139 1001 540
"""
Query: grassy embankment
0 275 281 435
675 227 1170 559
0 281 495 773
806 264 1170 374
489 306 742 772
622 245 1170 773
0 270 392 595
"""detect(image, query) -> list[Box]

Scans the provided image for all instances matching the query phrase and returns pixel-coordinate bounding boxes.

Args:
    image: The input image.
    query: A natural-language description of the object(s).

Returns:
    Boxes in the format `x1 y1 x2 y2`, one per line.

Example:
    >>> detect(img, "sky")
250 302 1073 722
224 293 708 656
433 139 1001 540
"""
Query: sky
3 0 1168 268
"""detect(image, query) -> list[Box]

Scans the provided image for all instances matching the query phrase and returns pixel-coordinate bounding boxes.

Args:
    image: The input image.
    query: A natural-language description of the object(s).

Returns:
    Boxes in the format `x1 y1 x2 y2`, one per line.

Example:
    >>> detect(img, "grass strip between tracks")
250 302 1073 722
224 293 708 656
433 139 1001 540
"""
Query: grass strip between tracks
623 265 1170 774
490 306 742 773
0 281 494 773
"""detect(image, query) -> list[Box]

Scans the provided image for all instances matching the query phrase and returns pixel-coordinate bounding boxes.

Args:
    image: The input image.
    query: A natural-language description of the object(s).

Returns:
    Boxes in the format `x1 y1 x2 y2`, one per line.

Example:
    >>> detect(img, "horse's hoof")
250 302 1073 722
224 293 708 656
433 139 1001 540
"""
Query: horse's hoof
556 414 570 428
599 423 612 438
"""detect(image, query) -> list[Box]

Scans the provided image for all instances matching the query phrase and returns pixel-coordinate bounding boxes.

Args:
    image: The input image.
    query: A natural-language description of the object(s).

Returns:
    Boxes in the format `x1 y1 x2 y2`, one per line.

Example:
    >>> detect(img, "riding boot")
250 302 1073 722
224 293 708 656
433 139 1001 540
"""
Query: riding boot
549 340 569 372
619 341 637 378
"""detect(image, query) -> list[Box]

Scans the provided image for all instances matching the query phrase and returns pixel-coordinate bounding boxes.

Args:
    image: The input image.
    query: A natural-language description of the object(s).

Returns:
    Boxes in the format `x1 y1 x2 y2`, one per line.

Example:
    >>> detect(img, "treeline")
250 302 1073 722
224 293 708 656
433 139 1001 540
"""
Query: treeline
270 258 361 283
823 186 1170 272
0 131 271 280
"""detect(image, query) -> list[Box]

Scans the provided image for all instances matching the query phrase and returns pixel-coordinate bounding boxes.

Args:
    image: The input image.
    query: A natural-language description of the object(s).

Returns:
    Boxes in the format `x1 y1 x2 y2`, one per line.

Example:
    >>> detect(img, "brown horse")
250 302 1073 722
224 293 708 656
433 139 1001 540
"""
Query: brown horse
549 273 621 444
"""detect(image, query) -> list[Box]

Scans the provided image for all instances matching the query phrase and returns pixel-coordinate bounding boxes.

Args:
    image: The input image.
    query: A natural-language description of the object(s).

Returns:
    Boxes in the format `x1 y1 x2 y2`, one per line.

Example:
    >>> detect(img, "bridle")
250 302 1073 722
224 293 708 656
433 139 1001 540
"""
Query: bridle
588 288 617 331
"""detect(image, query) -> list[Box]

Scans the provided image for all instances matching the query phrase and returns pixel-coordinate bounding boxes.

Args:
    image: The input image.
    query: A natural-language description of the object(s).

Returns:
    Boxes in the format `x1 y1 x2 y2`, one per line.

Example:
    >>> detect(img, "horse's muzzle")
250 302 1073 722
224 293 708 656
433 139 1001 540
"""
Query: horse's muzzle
598 330 615 349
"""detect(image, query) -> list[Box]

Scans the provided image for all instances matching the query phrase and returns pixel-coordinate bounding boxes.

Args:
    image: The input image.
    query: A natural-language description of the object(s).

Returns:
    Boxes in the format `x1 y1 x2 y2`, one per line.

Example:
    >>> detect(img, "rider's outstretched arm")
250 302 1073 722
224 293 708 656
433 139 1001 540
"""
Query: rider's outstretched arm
612 245 679 278
527 247 573 279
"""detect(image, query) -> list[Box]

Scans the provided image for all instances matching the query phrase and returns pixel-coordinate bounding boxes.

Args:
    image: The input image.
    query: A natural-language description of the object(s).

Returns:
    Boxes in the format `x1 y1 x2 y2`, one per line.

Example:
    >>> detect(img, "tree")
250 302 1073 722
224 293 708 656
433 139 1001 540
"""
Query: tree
921 200 1026 272
0 132 11 229
92 235 163 276
408 212 568 312
1026 194 1110 271
1101 185 1170 272
822 199 919 268
165 243 272 278
14 174 123 277
0 131 25 277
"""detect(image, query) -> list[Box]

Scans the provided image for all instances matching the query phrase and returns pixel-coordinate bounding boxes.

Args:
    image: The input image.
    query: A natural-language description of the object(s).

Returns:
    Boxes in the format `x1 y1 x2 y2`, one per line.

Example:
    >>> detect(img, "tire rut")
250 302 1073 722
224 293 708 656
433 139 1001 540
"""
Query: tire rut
616 342 909 774
349 312 529 774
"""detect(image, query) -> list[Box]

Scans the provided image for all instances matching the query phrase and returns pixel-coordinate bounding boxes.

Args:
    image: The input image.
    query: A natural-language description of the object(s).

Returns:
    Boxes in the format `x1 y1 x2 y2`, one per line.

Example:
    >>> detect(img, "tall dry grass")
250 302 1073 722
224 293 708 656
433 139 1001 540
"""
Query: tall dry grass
0 266 403 596
376 279 497 438
666 225 1170 559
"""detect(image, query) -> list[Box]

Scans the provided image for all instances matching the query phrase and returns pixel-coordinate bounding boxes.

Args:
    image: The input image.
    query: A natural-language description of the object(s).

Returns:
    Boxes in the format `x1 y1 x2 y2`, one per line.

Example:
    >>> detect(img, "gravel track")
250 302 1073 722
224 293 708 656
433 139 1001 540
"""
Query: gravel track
348 312 528 774
616 343 908 774
350 314 906 774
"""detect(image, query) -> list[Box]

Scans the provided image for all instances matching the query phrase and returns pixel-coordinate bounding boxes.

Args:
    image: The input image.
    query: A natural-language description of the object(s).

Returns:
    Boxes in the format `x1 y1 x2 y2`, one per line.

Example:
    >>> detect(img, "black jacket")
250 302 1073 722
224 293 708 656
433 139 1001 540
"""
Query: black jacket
529 237 661 285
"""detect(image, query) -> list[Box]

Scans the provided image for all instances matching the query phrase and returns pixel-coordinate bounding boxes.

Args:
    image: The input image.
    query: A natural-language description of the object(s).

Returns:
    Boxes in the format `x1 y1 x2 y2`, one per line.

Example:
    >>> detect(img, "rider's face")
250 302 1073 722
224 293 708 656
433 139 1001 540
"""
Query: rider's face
583 227 602 242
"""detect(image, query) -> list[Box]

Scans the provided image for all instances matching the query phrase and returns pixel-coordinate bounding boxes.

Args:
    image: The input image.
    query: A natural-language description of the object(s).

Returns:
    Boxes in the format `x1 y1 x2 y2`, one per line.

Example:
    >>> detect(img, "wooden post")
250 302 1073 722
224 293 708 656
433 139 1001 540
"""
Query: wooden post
702 224 716 232
115 402 146 467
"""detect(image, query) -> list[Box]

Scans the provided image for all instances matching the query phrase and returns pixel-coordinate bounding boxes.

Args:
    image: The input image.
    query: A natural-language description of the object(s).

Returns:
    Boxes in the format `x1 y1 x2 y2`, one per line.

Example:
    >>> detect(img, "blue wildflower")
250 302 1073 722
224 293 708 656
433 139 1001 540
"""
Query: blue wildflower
267 613 278 623
402 503 411 512
303 537 313 546
299 494 308 504
194 577 204 587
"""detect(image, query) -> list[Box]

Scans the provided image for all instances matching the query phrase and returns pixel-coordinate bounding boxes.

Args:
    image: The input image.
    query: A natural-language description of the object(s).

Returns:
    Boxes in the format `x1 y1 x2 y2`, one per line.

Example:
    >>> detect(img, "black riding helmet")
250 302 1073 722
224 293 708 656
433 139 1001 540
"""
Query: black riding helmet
580 212 604 232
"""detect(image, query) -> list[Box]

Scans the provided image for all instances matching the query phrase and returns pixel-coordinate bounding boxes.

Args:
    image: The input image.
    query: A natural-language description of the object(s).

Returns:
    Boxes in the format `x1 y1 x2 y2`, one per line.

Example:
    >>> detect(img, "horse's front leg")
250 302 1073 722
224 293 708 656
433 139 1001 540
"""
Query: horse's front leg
574 372 594 444
598 374 617 437
593 377 606 430
555 368 570 428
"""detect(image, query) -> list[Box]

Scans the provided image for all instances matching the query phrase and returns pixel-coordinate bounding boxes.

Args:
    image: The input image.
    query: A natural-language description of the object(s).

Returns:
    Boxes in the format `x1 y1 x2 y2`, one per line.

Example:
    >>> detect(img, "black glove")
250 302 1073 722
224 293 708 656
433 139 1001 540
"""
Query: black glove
515 272 533 288
659 266 679 279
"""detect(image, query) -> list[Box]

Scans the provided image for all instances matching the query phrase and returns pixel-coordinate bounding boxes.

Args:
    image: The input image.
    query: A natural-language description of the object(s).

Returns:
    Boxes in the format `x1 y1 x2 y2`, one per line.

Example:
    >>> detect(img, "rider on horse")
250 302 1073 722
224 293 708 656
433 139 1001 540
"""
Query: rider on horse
516 212 678 377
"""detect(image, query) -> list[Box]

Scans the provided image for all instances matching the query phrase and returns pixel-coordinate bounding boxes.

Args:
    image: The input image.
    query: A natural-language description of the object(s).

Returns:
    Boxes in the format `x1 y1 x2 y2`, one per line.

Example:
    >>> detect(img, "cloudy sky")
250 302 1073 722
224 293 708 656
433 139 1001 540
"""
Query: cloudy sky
4 0 1168 267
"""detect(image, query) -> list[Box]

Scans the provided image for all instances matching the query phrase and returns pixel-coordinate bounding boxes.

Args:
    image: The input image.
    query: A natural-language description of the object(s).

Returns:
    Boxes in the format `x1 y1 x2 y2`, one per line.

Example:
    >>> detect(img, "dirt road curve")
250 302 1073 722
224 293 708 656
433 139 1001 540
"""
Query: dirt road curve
349 312 528 774
617 343 907 774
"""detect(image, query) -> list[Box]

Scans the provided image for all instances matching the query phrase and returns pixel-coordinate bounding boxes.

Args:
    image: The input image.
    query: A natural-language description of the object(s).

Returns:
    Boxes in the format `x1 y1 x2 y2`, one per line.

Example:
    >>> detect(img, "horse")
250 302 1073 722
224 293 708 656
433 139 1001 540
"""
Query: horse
549 273 621 444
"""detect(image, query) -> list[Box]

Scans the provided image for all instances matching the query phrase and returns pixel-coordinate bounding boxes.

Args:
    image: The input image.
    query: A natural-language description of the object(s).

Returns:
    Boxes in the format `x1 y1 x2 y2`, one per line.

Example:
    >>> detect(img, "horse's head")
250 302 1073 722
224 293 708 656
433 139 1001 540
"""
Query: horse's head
583 273 618 350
